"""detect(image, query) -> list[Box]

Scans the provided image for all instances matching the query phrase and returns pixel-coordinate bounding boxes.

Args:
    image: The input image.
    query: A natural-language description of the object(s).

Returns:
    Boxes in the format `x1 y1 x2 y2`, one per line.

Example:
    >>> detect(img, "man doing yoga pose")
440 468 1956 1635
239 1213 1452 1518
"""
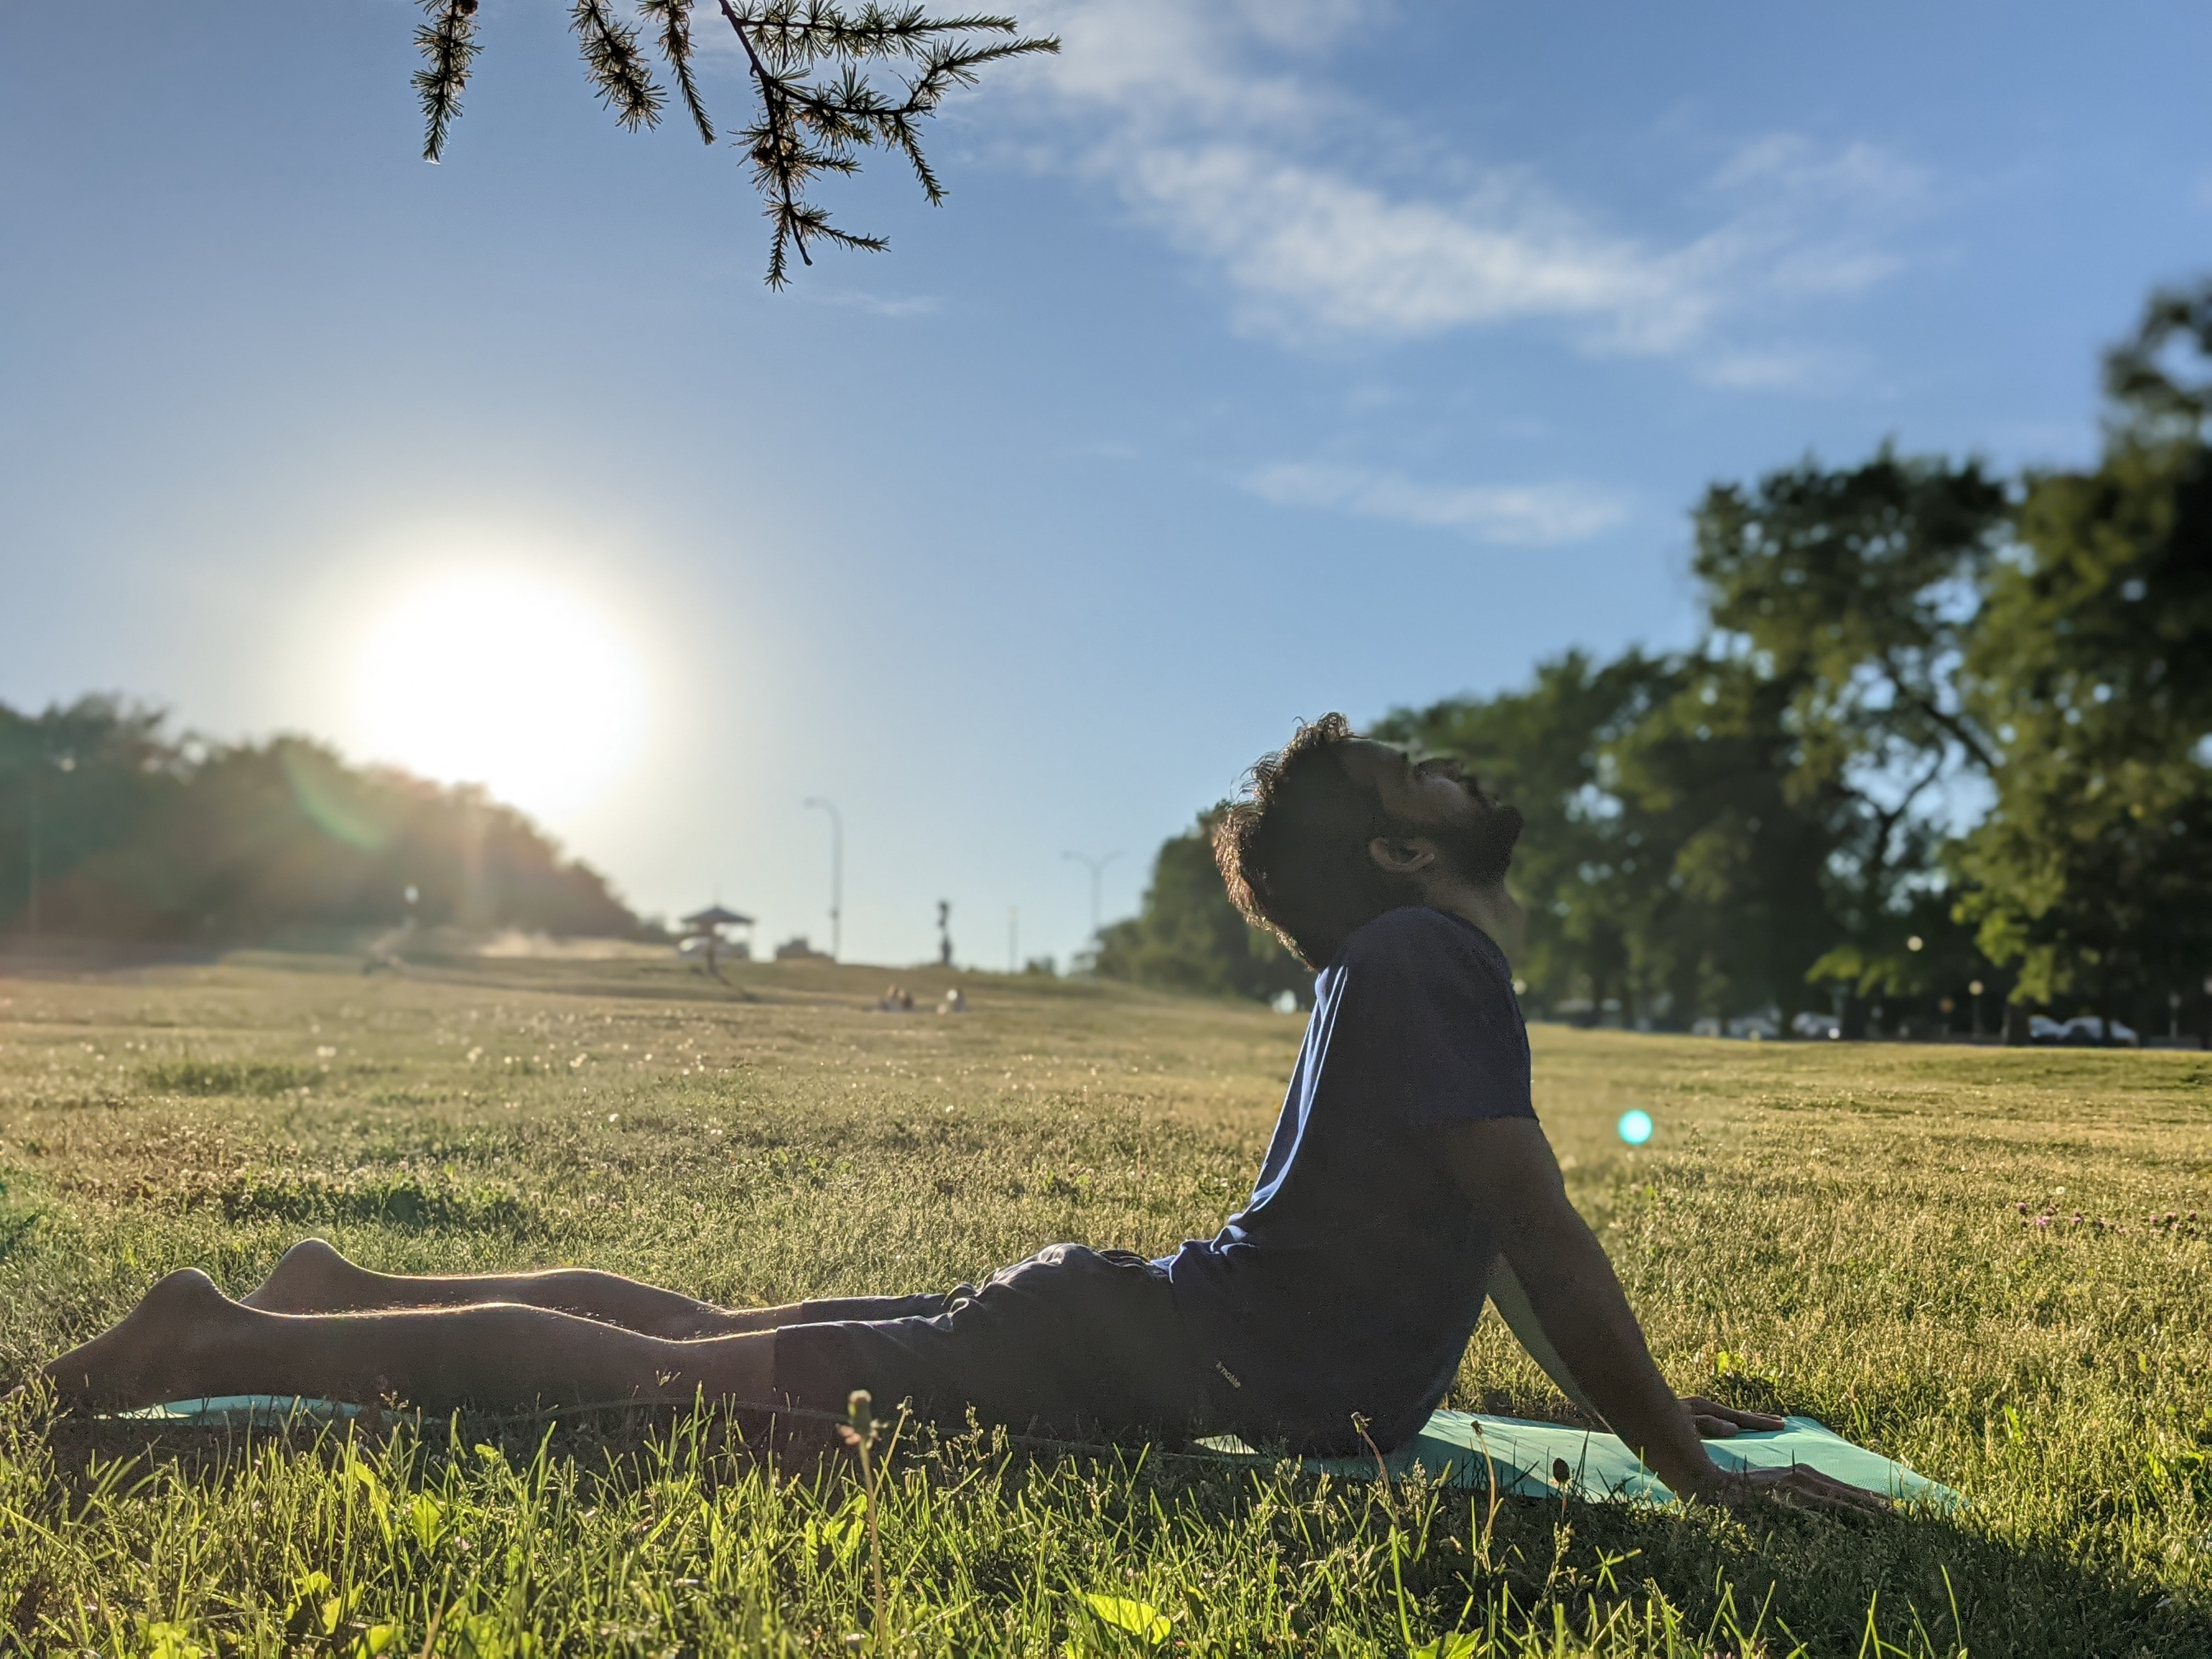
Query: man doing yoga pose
41 716 1883 1512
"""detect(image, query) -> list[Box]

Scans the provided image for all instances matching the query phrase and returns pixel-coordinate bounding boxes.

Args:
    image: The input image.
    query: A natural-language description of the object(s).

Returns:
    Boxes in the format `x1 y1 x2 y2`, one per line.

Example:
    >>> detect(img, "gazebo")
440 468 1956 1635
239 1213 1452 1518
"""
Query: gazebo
679 905 754 974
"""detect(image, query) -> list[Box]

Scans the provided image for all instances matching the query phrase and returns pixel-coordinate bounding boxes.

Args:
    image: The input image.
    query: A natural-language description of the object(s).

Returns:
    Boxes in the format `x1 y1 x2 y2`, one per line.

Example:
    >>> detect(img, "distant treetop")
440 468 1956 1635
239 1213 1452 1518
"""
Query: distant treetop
412 0 1058 286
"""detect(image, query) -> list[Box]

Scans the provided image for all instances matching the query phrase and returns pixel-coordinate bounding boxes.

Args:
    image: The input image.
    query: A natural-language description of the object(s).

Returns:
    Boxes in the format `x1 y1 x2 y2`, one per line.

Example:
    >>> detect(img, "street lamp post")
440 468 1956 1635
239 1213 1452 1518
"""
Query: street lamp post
1061 849 1122 943
803 798 843 962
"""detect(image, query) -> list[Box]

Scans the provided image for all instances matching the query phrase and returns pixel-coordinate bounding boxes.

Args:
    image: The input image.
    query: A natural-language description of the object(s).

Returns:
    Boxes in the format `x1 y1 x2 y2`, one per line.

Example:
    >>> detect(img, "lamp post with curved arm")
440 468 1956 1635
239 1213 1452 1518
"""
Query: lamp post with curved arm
803 797 843 962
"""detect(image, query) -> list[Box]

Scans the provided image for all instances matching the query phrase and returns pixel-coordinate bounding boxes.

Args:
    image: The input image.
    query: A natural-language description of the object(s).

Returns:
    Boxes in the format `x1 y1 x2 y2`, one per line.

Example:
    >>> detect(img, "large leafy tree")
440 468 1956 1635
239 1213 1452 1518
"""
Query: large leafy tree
1597 658 1848 1030
1954 283 2212 1031
1689 450 2010 1016
0 699 645 941
411 1 1057 284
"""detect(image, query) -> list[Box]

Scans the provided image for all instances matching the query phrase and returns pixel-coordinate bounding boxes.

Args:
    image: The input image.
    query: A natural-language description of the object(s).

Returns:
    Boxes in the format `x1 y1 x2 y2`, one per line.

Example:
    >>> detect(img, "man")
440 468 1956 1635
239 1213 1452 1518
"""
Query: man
42 716 1881 1512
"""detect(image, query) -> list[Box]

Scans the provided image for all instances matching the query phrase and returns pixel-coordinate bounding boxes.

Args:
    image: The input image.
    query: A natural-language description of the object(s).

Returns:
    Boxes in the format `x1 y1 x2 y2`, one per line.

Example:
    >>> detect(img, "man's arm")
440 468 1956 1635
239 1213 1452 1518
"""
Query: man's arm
1442 1118 1886 1513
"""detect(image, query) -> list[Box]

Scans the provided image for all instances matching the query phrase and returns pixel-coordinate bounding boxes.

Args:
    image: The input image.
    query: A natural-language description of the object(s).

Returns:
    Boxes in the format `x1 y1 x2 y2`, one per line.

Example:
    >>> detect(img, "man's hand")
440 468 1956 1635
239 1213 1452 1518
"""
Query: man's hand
1674 1396 1893 1511
1443 1120 1897 1514
1685 1462 1893 1515
1679 1395 1782 1438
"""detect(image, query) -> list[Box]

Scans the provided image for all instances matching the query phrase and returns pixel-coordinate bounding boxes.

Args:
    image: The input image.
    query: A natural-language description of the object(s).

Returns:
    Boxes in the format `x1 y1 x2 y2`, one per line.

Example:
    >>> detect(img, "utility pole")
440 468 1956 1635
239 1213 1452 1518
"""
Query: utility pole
1061 849 1122 942
803 798 843 961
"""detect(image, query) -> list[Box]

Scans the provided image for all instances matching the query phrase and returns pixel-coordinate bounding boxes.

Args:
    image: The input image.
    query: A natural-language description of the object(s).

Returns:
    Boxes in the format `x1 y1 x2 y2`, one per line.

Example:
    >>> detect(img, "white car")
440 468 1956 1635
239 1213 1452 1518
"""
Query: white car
2031 1013 2137 1046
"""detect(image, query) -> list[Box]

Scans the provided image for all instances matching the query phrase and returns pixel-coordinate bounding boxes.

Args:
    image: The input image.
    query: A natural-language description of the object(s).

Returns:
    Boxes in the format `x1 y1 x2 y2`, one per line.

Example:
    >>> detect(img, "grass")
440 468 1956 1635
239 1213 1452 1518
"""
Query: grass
0 949 2207 1657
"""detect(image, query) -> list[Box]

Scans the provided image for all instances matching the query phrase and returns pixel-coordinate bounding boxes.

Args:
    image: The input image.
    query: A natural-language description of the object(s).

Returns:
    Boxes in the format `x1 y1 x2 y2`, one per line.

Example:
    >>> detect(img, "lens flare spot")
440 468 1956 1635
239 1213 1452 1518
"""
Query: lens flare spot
1616 1109 1654 1146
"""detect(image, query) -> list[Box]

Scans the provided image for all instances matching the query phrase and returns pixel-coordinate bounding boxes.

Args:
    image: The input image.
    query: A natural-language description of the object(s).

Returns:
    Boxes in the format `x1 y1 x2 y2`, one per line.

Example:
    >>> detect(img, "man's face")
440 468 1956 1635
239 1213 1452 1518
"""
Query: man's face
1339 740 1504 837
1338 740 1526 943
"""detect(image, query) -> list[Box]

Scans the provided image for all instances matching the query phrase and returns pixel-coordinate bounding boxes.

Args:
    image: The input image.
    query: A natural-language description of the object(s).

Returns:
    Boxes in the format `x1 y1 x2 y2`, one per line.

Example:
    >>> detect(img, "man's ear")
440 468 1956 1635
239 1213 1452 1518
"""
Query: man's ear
1367 835 1437 875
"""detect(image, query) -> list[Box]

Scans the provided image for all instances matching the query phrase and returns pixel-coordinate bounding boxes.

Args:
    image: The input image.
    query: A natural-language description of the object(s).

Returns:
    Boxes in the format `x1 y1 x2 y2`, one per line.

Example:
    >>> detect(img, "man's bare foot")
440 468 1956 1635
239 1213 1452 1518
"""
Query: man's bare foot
242 1238 370 1313
42 1268 250 1413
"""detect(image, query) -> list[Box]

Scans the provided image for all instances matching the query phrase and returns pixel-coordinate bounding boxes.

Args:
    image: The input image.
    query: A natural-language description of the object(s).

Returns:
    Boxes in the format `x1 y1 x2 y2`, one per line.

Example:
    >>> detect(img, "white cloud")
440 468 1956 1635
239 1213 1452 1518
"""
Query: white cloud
1696 345 1853 392
1118 145 1719 349
1246 462 1629 545
807 291 942 318
1005 1 1925 366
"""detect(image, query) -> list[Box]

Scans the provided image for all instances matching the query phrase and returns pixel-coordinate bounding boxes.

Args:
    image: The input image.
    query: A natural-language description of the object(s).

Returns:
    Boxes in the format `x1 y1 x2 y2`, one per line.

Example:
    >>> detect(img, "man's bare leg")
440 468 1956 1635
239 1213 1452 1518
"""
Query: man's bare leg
242 1239 807 1338
43 1268 778 1415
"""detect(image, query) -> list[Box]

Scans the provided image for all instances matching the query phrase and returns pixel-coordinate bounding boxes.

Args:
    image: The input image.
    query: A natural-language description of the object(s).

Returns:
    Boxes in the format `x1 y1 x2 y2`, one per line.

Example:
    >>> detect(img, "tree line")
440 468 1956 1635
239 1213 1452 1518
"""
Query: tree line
1098 283 2212 1043
0 699 645 944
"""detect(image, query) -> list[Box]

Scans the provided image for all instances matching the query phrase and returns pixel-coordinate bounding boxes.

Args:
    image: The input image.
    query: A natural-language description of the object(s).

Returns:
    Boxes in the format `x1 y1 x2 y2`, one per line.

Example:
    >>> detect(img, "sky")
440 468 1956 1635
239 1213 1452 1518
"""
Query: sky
3 1 2209 968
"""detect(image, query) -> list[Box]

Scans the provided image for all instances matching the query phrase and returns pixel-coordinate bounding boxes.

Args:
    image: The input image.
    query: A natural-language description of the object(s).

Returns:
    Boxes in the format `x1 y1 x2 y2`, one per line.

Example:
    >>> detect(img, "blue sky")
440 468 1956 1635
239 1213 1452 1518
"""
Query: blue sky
3 1 2208 966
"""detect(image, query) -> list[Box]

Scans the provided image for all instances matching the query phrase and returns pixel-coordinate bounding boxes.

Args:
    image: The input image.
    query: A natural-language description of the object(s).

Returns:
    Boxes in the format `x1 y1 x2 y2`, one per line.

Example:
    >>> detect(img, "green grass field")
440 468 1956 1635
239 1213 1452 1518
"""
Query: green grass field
1 951 2207 1657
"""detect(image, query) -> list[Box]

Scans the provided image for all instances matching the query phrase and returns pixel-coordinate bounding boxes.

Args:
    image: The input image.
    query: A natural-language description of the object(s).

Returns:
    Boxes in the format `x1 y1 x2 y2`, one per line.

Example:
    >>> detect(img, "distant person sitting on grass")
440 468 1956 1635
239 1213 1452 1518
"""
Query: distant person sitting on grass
39 715 1884 1513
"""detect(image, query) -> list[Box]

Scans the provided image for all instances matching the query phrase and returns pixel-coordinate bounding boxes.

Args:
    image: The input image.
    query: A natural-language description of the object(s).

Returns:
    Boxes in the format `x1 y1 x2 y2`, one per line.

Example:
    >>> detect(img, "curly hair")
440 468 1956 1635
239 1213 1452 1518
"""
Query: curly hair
1216 714 1521 969
1213 714 1419 968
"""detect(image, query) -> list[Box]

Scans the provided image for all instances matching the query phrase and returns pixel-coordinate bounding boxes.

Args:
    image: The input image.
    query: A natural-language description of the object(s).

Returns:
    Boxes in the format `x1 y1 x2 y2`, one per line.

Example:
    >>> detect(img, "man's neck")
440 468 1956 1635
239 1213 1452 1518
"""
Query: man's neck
1420 877 1519 960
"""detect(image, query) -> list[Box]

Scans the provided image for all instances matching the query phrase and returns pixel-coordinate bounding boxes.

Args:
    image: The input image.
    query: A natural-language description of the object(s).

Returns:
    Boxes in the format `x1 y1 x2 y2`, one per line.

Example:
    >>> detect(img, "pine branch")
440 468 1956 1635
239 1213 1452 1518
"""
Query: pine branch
719 0 1055 284
640 0 717 143
404 0 1054 285
570 0 666 132
411 0 482 163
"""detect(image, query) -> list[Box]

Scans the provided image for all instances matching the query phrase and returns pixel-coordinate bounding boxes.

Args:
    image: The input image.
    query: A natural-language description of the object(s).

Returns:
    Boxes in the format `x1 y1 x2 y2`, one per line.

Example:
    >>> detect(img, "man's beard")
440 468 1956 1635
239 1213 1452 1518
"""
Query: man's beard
1432 798 1523 887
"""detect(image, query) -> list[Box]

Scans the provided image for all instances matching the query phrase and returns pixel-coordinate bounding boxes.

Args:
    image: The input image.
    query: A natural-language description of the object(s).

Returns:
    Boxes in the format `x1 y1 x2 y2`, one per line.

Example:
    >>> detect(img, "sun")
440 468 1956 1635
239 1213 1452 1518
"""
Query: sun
350 569 651 819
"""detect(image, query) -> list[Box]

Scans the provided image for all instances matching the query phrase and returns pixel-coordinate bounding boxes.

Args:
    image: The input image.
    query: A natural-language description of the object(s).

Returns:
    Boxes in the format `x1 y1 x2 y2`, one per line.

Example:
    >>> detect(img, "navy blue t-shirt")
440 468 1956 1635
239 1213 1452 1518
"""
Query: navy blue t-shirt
1158 905 1534 1453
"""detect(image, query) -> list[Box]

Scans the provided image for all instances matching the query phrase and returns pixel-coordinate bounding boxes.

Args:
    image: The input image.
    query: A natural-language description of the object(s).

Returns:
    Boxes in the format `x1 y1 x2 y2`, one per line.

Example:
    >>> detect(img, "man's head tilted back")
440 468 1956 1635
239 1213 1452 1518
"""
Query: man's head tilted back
1214 714 1526 969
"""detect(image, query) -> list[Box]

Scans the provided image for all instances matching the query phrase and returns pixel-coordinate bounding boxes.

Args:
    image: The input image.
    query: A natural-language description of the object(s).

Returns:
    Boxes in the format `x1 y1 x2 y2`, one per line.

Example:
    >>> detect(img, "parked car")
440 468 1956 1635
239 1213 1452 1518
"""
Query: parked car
1791 1011 1843 1040
2029 1013 2138 1046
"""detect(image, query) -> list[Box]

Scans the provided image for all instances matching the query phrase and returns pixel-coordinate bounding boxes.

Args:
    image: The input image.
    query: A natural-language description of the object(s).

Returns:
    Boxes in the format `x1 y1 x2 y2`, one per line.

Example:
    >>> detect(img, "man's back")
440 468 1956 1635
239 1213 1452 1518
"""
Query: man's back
1158 904 1534 1451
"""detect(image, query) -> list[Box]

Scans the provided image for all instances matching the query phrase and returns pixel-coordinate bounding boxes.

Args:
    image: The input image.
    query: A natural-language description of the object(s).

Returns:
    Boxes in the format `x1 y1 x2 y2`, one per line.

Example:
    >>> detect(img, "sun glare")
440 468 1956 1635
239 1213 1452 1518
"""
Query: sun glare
351 569 650 819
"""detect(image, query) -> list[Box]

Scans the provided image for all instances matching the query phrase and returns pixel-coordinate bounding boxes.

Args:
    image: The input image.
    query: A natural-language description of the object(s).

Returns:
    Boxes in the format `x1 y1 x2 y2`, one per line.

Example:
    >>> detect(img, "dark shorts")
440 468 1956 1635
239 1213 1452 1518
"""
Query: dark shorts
772 1244 1217 1441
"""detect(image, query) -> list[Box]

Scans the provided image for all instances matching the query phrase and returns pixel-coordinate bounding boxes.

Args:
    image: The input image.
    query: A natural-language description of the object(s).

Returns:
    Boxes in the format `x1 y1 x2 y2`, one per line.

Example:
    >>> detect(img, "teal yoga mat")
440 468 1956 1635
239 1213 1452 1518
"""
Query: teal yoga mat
124 1395 378 1426
124 1397 1959 1511
1200 1410 1962 1510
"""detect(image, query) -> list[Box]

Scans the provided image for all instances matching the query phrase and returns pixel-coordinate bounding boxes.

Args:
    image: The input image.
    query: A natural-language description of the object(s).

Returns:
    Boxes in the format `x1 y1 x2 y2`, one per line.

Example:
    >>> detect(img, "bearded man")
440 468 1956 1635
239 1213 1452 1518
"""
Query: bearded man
41 715 1881 1512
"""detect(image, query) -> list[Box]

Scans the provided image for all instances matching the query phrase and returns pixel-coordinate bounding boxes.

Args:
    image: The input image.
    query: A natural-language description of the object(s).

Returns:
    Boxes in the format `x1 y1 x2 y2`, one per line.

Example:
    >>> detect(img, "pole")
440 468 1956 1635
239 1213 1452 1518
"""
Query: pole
803 798 843 961
24 768 38 939
1060 849 1123 941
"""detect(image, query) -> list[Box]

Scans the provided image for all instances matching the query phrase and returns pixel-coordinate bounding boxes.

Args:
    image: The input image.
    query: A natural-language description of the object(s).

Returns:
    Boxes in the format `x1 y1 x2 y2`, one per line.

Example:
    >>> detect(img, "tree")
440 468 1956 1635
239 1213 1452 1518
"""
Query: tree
0 698 647 942
411 0 1058 284
1090 812 1309 1005
1953 283 2212 1035
1598 657 1848 1030
1689 449 2011 1019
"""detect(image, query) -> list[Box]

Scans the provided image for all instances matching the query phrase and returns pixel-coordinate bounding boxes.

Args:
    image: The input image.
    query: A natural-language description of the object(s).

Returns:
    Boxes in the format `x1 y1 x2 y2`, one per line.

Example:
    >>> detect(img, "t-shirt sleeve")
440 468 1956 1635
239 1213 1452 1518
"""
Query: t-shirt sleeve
1331 912 1534 1126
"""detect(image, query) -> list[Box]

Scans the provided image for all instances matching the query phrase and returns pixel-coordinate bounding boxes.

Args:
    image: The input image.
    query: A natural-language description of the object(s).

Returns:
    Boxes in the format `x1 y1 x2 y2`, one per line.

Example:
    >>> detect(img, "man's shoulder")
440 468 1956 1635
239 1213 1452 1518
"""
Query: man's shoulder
1339 906 1506 977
